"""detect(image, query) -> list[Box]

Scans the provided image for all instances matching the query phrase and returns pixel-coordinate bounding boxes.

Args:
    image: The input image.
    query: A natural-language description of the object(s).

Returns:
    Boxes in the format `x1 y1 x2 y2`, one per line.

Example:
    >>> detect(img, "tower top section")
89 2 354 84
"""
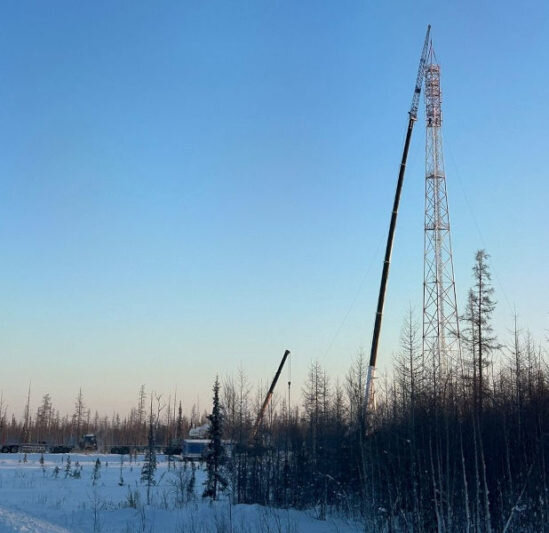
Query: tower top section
425 63 442 128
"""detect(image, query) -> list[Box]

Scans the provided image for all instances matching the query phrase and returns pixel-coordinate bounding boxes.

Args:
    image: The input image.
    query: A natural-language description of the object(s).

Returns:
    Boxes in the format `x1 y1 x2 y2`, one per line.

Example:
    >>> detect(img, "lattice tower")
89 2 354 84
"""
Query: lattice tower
422 56 462 385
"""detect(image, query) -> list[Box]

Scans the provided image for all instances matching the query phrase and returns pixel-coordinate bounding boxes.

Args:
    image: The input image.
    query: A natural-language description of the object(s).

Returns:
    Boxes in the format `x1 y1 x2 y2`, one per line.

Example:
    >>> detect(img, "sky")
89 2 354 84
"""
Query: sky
0 1 548 419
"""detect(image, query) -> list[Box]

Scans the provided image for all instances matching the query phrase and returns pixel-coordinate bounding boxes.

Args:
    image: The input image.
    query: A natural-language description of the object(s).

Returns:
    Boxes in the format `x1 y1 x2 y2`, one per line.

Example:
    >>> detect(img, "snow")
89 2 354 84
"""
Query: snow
0 453 362 532
0 506 72 533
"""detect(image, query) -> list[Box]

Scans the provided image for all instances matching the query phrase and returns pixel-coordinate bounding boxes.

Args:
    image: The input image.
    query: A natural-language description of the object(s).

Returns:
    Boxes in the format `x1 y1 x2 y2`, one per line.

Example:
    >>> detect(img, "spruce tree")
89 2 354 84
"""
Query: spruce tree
64 455 72 478
141 397 157 504
462 249 498 415
92 458 101 486
203 376 227 500
188 461 196 501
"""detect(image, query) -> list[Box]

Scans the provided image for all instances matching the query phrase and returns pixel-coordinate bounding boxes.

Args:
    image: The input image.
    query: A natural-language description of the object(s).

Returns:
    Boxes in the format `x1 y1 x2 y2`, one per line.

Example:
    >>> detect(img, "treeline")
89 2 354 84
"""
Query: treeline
0 384 203 448
218 250 549 532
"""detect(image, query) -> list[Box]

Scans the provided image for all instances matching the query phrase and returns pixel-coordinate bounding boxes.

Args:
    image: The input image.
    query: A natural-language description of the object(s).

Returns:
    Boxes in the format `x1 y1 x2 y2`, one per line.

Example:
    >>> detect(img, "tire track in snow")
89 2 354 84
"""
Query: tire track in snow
0 505 71 533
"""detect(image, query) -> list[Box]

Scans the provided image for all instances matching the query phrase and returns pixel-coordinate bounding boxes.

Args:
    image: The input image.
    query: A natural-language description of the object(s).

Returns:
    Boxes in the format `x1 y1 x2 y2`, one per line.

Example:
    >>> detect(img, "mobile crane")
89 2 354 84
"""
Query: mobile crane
250 349 291 443
364 26 431 413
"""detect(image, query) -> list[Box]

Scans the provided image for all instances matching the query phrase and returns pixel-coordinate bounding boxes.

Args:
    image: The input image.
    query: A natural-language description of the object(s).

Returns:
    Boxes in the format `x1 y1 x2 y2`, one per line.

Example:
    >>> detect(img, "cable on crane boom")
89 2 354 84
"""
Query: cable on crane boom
364 25 431 417
410 27 432 120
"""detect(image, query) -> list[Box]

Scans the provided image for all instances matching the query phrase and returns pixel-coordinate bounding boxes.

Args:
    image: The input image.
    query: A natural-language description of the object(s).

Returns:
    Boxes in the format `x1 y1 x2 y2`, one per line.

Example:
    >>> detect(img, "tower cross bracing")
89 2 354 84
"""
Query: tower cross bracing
422 58 462 382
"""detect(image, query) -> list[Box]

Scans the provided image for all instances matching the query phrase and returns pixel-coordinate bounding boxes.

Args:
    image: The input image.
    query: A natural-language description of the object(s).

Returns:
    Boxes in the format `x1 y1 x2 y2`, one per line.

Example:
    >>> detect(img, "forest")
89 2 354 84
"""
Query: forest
1 250 548 532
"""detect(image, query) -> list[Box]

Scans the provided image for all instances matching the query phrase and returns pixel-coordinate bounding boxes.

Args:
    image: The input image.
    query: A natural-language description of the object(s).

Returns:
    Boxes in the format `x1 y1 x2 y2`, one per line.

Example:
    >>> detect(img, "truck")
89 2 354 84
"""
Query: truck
79 434 98 451
1 442 55 454
1 434 97 454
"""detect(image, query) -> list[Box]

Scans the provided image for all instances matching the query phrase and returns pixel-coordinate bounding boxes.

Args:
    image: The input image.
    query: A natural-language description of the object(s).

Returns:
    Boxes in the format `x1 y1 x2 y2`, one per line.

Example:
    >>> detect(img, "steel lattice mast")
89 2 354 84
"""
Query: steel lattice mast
422 52 461 383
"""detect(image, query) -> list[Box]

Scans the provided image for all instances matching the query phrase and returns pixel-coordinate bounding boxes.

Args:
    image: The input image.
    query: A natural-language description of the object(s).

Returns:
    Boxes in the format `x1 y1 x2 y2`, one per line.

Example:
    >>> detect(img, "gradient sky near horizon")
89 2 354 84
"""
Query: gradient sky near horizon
1 1 548 419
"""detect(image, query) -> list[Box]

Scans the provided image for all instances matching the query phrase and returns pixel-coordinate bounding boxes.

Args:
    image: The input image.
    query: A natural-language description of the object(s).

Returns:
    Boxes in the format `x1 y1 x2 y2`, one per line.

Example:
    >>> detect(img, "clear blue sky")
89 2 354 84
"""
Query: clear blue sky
1 1 547 417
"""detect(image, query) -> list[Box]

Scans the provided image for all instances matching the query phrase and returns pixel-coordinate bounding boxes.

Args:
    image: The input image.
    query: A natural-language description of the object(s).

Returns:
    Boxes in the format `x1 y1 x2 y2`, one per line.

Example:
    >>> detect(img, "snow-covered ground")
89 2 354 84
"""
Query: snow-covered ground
0 453 361 532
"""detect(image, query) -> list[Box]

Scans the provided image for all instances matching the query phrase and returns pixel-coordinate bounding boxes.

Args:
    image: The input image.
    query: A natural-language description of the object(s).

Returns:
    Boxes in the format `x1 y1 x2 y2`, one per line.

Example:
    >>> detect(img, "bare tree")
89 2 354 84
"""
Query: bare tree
137 384 147 443
21 383 32 442
0 392 7 443
73 388 85 442
36 394 53 442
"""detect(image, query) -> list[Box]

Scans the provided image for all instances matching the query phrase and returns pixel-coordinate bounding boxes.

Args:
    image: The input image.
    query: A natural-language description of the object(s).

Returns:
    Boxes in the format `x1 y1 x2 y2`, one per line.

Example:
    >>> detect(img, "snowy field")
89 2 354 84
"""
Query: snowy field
0 453 361 532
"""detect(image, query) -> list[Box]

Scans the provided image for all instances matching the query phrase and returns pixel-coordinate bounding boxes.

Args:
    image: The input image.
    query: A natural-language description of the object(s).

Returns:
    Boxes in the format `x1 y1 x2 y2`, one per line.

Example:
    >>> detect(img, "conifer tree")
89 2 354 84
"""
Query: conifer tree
187 461 196 501
203 376 227 501
141 397 157 504
92 458 101 486
462 249 498 415
64 455 72 478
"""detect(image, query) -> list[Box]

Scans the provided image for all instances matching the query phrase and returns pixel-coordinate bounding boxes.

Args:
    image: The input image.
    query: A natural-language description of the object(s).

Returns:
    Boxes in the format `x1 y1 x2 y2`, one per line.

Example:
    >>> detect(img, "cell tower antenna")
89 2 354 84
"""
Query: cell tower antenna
422 47 462 388
364 25 431 415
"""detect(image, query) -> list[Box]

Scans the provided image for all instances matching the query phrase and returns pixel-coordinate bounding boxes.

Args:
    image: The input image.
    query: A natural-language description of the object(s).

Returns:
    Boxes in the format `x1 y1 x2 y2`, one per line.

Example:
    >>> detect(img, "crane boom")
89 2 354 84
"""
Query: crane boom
364 26 431 414
410 26 431 120
250 349 290 442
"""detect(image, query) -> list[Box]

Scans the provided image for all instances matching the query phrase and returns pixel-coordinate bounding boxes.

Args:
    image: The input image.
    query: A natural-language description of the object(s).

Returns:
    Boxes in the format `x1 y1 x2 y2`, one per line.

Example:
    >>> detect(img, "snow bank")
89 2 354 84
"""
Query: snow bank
0 453 361 532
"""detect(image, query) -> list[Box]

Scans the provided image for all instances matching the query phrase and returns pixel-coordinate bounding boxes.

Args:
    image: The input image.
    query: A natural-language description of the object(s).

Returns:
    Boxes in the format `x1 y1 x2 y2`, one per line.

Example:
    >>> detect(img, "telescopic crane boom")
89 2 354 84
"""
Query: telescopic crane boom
250 349 291 442
364 26 431 413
